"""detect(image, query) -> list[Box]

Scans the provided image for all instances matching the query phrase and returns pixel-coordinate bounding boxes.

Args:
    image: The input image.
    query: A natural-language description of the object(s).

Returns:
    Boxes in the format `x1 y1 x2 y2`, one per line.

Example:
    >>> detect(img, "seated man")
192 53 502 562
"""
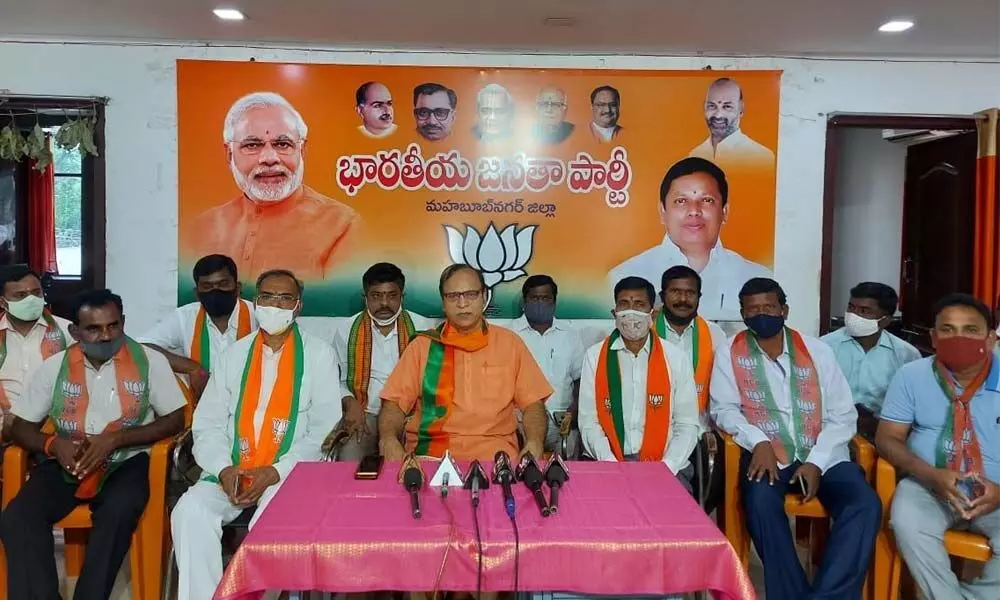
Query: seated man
170 269 342 600
578 276 699 490
379 264 552 461
0 265 71 438
0 288 186 600
140 254 256 397
710 277 880 600
334 262 435 460
822 282 919 438
877 293 1000 599
511 274 585 458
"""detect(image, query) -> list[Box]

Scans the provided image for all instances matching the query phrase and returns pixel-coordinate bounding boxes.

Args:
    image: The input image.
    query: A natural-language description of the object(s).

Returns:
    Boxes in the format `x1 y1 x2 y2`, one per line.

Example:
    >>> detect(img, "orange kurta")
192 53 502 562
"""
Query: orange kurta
380 325 553 461
186 185 360 281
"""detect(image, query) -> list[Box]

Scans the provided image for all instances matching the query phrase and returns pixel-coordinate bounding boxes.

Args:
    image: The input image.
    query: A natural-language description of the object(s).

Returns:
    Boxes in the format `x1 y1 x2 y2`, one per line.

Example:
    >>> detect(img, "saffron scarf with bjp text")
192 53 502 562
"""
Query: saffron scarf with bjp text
413 322 489 457
730 328 822 465
346 311 416 411
190 301 252 372
932 356 991 473
50 337 150 499
594 331 672 462
655 313 714 413
0 309 67 412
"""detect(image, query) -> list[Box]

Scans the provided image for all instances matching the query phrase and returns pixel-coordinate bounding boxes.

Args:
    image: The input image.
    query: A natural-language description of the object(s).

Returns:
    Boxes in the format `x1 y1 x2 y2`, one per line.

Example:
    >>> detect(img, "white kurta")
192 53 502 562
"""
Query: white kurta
0 314 72 411
137 299 257 373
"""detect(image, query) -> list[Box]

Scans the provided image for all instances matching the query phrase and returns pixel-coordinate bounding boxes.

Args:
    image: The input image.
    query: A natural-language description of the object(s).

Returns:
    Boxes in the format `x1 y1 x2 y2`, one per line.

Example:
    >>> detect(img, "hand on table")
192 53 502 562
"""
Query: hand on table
520 441 544 462
380 438 406 462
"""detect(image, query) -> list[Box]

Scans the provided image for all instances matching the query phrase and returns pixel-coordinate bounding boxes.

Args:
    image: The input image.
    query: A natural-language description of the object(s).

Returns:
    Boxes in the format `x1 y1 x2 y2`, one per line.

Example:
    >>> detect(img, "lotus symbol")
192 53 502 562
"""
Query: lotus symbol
444 223 537 290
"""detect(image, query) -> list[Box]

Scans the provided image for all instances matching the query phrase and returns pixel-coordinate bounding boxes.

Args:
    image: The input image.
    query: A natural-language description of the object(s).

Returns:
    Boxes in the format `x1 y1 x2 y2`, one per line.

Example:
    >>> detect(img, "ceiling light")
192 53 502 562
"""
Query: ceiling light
878 20 913 33
214 8 246 21
543 17 577 27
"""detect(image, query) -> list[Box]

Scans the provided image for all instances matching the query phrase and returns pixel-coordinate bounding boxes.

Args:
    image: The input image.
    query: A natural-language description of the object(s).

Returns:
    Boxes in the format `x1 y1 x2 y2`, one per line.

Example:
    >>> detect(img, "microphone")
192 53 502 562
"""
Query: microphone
515 452 549 517
543 454 570 516
492 450 516 519
464 460 490 508
399 455 425 519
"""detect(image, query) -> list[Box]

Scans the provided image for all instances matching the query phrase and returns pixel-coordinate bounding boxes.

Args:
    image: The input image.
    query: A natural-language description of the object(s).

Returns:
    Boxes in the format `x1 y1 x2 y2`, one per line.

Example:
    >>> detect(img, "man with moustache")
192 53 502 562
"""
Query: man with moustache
333 263 435 459
472 84 515 142
187 91 360 281
532 86 575 145
414 83 457 142
355 81 397 139
589 85 623 143
689 77 775 169
607 157 771 321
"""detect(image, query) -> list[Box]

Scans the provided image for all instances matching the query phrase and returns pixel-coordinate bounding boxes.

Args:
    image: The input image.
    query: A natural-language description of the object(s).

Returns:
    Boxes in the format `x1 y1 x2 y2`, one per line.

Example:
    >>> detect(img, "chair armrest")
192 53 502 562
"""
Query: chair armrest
1 443 29 509
851 434 876 483
147 435 177 487
876 457 898 513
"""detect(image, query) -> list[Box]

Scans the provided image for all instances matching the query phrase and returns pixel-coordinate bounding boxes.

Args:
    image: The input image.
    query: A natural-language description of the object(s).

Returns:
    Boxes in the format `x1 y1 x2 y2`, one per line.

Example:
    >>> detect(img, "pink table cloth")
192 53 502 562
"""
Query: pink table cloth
215 461 755 600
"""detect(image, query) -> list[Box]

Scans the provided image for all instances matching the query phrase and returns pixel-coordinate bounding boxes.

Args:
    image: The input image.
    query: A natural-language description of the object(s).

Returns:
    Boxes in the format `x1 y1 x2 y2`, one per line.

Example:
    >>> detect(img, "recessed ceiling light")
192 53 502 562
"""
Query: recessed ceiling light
214 8 246 21
878 20 913 33
543 17 577 27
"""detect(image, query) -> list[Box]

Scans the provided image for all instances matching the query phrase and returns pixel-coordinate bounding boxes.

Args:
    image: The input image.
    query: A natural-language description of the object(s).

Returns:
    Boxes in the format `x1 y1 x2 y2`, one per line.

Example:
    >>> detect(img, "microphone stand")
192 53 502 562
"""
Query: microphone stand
516 452 549 517
464 460 490 598
543 454 570 516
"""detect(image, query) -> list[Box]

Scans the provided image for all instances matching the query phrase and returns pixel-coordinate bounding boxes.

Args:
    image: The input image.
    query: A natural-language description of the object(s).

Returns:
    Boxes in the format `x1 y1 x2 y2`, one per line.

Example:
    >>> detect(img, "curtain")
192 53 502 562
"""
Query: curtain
973 109 1000 310
27 135 58 275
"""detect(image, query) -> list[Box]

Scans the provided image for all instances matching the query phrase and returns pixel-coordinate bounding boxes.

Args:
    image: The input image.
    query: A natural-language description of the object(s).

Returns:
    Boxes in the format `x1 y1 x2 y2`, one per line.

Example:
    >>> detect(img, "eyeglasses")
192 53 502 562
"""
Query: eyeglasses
593 102 619 110
234 138 301 156
414 107 452 121
256 292 299 308
443 289 483 303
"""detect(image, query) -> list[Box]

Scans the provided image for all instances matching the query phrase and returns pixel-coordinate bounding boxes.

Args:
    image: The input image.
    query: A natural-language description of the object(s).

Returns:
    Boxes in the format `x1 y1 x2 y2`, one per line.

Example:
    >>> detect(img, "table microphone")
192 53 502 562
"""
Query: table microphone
399 455 425 519
492 450 516 519
543 454 569 516
464 460 490 508
515 452 549 517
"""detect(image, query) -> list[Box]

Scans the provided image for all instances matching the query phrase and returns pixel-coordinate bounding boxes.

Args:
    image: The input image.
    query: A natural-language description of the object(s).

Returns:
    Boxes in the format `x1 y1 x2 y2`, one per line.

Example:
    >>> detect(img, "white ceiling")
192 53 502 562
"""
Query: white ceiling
1 0 999 59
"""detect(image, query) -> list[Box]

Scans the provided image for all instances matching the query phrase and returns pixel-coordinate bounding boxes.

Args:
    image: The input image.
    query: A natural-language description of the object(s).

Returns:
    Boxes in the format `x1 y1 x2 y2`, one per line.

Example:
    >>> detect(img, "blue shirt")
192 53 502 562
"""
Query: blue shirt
821 328 921 414
881 357 1000 483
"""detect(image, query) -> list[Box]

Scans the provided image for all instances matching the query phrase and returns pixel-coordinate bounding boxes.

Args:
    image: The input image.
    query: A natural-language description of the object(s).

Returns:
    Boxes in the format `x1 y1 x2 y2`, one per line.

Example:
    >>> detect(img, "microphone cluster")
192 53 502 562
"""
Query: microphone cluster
516 452 570 517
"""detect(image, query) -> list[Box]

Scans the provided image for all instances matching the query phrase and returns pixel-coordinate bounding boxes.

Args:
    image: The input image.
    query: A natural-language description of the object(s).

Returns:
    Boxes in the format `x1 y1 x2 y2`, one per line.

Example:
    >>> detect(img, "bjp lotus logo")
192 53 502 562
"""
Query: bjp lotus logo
444 223 537 293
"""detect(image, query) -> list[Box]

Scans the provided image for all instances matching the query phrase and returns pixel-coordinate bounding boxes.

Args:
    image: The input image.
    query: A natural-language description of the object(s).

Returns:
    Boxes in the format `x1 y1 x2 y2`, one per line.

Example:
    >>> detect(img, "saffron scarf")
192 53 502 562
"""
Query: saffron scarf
932 357 991 473
413 321 489 457
655 313 715 413
190 301 252 372
50 337 150 499
0 310 68 412
346 311 416 411
594 331 672 461
730 328 822 465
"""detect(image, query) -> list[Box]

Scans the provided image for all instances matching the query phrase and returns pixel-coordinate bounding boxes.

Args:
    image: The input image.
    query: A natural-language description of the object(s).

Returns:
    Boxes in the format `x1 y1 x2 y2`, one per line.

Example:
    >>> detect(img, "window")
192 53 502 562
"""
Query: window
52 143 82 276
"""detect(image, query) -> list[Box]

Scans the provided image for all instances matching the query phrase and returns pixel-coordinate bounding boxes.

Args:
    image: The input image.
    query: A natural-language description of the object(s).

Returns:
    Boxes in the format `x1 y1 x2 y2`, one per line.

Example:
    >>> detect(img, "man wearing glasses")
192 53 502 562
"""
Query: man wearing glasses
185 91 360 282
532 86 575 145
171 269 343 600
333 262 436 460
378 264 552 461
589 85 624 143
413 83 457 142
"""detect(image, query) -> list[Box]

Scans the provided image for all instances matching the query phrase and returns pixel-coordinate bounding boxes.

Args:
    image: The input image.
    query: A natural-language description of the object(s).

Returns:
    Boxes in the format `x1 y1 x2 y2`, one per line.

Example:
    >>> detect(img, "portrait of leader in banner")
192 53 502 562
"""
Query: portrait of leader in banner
589 85 623 143
688 77 775 170
355 81 398 139
413 82 458 142
186 91 360 282
606 157 771 321
472 83 515 142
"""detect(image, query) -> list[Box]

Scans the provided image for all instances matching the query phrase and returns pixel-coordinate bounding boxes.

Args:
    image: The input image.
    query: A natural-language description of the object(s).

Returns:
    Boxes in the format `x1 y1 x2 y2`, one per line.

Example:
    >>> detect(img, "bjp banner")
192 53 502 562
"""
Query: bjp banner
177 60 780 320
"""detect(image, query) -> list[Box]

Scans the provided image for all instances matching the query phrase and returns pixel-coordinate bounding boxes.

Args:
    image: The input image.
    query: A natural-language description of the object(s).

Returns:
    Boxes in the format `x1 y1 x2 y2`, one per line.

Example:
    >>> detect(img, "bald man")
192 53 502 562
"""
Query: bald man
356 81 398 139
533 86 574 145
472 84 515 142
688 78 774 170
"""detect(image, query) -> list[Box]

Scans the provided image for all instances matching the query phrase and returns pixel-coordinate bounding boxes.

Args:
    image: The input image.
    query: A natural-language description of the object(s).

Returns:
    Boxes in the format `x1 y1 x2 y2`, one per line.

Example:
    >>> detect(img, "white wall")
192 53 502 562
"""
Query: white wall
1 41 998 336
830 128 908 317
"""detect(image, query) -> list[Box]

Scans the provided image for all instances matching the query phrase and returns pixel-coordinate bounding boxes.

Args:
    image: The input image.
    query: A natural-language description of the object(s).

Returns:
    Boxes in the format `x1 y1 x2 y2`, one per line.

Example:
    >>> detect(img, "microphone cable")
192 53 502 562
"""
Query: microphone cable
510 511 520 598
472 498 484 600
431 492 458 600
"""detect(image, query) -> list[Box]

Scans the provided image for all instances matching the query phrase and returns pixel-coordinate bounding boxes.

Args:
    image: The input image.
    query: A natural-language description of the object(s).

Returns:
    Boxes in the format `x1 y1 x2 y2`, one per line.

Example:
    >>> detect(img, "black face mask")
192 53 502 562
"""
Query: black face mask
198 290 239 318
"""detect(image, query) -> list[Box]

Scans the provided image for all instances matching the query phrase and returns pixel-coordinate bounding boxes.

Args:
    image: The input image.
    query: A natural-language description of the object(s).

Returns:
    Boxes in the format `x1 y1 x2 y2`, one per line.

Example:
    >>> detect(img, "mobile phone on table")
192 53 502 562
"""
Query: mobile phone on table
355 454 384 480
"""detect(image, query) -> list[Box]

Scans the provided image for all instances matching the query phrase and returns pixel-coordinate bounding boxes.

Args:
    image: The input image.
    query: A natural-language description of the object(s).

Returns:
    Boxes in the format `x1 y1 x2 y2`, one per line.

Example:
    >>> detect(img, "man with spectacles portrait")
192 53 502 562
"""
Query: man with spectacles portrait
378 264 552 462
413 82 458 142
589 84 624 143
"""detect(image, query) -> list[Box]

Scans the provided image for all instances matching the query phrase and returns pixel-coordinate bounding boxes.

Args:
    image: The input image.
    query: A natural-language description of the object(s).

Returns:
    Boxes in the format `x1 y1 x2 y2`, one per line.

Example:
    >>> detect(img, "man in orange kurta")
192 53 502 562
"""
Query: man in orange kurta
187 92 360 281
379 265 552 461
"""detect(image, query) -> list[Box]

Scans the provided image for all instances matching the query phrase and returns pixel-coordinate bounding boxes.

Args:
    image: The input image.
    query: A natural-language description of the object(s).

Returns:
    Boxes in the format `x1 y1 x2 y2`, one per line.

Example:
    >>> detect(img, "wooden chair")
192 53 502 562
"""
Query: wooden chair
874 457 993 600
720 433 877 600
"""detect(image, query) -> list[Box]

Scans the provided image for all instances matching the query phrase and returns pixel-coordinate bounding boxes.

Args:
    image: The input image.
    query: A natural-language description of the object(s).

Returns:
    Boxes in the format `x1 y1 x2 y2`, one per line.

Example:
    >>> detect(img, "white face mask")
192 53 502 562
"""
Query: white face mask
369 304 402 328
615 309 652 341
254 304 296 335
844 311 880 338
5 295 45 322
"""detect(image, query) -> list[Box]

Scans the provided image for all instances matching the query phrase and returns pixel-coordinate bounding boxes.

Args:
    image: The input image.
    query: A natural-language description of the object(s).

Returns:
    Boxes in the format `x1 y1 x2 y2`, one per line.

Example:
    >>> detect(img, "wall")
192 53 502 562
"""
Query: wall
1 41 998 338
830 128 908 317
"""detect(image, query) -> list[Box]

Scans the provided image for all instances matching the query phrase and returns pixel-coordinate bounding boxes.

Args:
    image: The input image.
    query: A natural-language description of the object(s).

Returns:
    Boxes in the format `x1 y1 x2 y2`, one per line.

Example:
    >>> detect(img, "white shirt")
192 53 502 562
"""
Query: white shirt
578 334 700 474
590 122 619 142
709 331 858 473
688 129 775 170
138 300 257 372
333 311 436 415
357 123 398 139
659 317 729 432
0 314 72 409
607 236 772 321
192 328 344 481
511 316 585 413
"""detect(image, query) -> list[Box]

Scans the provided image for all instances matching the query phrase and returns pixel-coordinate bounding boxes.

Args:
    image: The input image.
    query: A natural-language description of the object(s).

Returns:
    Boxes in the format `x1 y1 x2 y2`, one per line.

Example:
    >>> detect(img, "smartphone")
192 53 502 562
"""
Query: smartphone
355 454 384 480
231 472 253 497
957 477 985 502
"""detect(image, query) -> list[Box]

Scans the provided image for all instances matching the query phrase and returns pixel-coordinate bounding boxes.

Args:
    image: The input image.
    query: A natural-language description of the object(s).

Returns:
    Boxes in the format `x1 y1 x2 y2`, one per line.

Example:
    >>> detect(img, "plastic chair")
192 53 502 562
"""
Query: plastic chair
873 457 993 600
720 433 876 600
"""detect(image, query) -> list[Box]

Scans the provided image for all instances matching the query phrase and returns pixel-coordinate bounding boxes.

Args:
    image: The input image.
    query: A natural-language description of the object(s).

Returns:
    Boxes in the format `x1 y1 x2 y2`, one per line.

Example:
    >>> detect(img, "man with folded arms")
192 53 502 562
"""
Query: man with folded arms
877 293 1000 599
711 277 880 600
170 269 342 600
379 264 552 462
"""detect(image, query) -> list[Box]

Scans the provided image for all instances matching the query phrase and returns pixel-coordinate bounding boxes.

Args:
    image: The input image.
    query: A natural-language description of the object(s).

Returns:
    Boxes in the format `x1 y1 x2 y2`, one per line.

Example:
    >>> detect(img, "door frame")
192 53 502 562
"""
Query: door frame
819 113 978 334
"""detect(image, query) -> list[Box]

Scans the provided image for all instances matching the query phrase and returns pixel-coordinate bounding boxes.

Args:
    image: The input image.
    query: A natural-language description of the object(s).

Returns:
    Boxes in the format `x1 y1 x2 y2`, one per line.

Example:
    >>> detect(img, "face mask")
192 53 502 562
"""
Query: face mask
523 301 556 325
198 290 239 318
369 304 402 328
745 314 785 339
844 312 881 338
254 305 296 335
5 294 45 322
615 309 652 341
80 336 125 362
935 336 989 372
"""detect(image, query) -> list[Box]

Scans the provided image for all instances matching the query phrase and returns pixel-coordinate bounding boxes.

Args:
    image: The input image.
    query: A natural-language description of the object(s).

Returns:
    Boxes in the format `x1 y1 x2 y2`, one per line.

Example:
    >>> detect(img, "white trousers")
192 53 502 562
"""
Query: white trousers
171 478 285 600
